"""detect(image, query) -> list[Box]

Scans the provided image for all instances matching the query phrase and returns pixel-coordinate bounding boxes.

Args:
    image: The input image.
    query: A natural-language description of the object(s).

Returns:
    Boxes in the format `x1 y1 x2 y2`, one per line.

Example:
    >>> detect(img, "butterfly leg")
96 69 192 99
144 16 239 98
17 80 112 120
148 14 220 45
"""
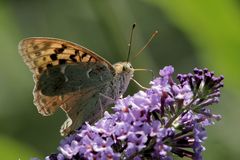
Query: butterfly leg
98 93 116 117
99 93 115 103
98 98 104 117
131 78 149 90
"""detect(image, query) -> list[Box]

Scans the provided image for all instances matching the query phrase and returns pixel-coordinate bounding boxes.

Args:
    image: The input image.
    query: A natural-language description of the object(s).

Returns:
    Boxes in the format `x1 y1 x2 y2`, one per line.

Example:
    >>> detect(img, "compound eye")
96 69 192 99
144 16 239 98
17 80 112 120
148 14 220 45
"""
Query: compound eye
127 63 132 68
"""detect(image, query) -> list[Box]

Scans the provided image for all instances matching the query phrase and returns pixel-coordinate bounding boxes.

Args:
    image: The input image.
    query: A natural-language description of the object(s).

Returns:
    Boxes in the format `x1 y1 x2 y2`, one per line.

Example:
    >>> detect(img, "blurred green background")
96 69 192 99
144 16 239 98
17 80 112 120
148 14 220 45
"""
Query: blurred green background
0 0 240 159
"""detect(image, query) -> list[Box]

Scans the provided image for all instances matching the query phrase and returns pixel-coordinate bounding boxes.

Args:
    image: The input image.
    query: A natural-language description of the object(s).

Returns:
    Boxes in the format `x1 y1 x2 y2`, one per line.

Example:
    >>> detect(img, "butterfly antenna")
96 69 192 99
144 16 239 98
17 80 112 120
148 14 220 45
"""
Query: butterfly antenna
126 23 136 62
133 30 158 60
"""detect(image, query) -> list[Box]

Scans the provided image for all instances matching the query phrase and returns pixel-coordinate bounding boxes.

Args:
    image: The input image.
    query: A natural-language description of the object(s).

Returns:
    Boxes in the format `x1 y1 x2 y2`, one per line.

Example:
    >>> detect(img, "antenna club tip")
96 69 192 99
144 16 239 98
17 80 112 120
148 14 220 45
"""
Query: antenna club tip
154 30 159 34
132 23 136 28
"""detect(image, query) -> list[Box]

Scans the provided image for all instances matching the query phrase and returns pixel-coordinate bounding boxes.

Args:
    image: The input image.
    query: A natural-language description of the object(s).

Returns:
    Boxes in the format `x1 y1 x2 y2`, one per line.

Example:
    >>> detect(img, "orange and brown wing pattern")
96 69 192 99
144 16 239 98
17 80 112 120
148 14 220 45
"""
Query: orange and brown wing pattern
18 37 114 116
18 37 114 76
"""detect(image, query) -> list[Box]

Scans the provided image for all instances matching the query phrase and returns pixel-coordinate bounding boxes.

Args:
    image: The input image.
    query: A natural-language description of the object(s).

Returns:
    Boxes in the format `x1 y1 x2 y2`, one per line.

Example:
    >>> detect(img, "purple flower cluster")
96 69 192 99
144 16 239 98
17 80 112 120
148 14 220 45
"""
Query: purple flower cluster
46 66 224 160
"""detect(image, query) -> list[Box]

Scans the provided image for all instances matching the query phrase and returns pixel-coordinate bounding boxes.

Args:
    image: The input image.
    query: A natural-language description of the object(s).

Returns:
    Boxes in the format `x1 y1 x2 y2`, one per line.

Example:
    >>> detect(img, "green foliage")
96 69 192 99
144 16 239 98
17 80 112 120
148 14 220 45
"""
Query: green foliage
0 135 42 159
148 0 240 90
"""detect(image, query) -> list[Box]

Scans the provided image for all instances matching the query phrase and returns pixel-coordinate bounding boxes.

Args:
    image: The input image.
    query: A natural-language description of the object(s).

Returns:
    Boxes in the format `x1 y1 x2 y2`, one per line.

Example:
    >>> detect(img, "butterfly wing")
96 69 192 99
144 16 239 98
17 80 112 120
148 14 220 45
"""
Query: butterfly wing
59 83 107 136
45 62 114 135
18 37 115 116
19 37 113 75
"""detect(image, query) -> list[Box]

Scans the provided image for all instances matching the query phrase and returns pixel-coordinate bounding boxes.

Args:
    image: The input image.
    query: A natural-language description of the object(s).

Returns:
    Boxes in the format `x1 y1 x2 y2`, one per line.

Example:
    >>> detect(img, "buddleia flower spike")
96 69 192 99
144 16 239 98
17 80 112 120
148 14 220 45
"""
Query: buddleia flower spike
45 66 224 160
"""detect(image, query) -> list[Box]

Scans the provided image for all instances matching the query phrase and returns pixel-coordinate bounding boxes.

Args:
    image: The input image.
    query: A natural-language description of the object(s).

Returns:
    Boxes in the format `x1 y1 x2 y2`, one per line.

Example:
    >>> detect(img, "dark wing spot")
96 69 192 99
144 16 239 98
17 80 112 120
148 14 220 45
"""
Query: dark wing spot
47 63 53 68
75 50 80 55
50 54 58 61
52 101 58 106
69 55 77 62
81 53 87 59
41 98 47 103
54 44 67 54
88 56 92 62
43 57 47 61
33 45 39 50
59 59 67 65
38 67 43 73
54 48 64 54
61 44 67 49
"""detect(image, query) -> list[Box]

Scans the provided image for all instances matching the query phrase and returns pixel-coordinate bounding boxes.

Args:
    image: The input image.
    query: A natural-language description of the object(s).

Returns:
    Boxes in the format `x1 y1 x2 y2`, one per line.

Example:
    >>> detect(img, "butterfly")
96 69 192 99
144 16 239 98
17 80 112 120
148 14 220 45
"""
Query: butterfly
18 37 134 136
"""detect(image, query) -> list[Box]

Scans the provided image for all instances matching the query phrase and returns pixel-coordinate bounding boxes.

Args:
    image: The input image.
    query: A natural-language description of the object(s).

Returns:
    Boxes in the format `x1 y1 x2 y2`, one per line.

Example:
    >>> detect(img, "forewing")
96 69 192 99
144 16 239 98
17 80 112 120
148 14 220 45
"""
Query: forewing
18 37 114 76
18 37 114 116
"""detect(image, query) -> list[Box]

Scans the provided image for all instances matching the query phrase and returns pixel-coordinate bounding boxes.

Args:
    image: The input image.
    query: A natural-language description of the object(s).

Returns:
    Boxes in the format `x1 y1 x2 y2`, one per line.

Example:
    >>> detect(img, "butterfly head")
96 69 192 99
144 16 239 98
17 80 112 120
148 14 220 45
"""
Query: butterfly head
113 62 134 77
113 62 134 97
